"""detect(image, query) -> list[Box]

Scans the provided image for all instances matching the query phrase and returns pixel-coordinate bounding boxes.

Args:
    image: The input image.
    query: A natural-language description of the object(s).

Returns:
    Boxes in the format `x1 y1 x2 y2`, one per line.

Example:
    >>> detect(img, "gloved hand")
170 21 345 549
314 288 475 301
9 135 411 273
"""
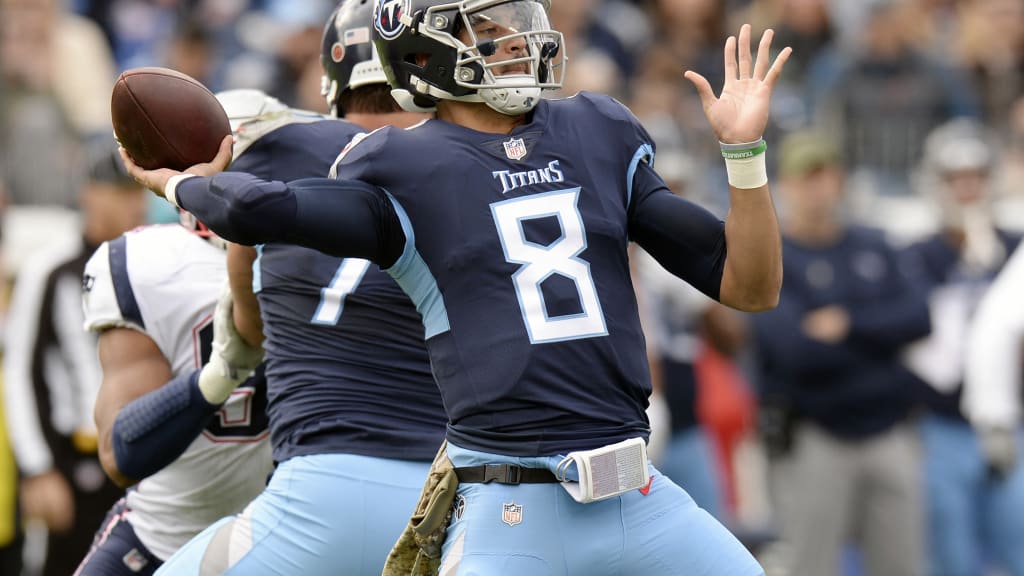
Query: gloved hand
979 426 1017 481
198 286 264 405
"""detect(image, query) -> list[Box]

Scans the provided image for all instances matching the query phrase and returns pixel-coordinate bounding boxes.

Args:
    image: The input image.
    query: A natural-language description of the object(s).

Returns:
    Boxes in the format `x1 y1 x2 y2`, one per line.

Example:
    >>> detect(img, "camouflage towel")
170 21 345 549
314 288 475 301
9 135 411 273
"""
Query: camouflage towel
382 442 458 576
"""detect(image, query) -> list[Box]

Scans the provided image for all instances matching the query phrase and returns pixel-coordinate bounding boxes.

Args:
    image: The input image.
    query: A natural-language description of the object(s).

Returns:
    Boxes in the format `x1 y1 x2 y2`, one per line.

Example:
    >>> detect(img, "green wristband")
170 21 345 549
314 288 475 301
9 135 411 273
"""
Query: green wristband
721 139 768 160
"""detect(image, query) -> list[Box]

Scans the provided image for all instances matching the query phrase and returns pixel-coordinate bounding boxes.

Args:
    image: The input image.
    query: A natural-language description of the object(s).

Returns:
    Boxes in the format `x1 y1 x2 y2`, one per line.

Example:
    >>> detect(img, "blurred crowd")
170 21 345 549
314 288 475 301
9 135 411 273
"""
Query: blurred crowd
1 0 1023 575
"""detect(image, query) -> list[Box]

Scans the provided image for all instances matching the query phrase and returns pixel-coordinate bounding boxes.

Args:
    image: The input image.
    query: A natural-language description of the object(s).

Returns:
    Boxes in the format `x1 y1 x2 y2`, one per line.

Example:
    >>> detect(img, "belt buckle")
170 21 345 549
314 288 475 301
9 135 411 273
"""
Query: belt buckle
483 464 521 485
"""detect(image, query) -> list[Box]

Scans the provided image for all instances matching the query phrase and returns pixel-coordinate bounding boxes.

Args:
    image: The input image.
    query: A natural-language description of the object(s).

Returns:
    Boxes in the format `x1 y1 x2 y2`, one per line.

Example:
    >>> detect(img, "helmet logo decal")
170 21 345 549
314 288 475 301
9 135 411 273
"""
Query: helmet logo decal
331 42 345 63
374 0 409 40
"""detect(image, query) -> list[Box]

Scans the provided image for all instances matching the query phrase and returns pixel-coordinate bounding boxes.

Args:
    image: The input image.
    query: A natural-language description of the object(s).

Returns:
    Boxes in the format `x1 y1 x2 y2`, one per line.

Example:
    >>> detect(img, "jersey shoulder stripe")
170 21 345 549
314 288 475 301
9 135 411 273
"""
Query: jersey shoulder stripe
84 226 224 336
107 235 145 329
83 240 140 333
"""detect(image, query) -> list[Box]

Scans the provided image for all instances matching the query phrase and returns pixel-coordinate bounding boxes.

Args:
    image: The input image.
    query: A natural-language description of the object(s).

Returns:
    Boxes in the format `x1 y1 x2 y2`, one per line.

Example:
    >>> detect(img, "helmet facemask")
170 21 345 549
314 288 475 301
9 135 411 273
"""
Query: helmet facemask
450 1 564 114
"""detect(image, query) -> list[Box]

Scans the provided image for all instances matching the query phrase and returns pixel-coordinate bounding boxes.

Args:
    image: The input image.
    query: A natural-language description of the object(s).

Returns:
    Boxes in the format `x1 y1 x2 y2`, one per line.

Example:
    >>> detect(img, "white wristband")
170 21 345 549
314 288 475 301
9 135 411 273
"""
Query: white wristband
164 174 197 208
724 153 769 189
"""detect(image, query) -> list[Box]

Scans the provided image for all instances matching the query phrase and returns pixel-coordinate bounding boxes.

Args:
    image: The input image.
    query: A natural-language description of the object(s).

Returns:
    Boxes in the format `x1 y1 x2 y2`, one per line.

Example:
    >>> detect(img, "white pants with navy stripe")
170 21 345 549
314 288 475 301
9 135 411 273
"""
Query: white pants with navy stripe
153 453 429 575
440 443 764 576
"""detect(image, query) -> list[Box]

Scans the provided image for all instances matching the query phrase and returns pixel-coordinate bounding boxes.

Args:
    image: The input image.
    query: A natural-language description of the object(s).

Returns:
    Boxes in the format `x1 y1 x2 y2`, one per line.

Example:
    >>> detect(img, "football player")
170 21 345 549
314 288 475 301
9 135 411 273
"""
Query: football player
151 2 443 574
73 207 269 574
126 1 790 573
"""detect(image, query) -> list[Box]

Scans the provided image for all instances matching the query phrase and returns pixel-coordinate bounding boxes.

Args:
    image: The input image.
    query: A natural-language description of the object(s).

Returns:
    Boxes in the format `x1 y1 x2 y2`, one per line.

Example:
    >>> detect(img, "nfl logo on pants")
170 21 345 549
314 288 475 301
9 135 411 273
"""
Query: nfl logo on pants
502 502 523 527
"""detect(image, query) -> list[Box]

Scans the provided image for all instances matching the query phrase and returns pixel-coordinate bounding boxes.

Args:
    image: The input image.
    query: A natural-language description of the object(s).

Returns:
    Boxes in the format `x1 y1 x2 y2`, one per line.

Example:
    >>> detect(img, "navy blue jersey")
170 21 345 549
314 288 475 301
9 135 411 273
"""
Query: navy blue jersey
229 118 446 462
751 226 931 438
177 92 729 456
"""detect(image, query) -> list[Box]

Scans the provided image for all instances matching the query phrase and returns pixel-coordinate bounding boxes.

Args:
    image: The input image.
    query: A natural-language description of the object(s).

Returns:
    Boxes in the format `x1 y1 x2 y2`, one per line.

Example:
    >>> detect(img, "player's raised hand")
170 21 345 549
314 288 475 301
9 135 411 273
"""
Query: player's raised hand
119 135 233 199
685 25 791 144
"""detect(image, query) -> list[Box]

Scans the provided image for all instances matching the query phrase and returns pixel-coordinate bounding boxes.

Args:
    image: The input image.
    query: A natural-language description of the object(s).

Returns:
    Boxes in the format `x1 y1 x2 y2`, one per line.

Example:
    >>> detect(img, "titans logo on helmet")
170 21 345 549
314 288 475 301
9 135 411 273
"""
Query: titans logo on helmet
374 0 409 39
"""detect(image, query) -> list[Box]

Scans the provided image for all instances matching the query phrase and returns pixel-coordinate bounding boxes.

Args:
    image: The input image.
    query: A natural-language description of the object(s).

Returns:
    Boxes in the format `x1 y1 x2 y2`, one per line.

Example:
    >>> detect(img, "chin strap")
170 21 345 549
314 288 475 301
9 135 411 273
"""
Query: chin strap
391 88 438 114
478 77 542 115
395 80 542 117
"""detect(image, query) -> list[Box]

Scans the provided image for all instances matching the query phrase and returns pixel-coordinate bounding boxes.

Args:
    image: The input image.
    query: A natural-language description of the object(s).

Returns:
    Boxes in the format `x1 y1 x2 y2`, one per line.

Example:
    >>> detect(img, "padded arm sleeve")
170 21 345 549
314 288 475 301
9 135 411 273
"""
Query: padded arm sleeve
628 162 727 301
176 173 406 268
111 369 219 481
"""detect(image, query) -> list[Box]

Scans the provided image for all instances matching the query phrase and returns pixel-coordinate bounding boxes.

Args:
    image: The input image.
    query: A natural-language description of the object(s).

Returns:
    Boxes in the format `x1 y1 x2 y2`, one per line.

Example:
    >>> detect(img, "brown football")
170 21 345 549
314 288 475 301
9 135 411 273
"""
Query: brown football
111 67 230 171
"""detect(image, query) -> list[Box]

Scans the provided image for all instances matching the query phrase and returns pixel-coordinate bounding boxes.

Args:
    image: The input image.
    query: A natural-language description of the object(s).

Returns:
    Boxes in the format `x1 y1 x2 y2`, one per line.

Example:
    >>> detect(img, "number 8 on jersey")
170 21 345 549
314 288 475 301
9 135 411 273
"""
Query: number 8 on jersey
491 188 608 344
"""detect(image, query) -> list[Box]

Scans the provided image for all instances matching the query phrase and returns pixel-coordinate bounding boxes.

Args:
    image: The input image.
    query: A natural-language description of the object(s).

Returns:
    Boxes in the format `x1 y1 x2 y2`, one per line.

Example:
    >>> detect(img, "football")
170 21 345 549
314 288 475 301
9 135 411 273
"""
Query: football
111 67 230 171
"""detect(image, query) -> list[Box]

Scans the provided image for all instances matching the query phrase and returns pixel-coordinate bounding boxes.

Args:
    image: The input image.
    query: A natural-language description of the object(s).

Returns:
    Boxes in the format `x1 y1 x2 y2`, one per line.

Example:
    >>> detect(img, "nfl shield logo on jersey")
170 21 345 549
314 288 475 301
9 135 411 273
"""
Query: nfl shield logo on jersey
502 502 523 526
503 137 528 161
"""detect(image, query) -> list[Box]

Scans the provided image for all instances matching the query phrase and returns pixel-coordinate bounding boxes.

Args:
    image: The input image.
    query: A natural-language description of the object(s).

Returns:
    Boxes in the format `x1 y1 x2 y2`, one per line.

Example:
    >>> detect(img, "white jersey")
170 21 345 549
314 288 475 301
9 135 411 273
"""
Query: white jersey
82 224 272 561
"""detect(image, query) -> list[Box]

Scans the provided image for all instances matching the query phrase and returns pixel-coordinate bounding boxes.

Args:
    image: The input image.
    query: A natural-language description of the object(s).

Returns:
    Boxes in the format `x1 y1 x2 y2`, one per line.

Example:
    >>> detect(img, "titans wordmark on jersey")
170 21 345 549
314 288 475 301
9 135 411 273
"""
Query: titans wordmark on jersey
82 225 271 561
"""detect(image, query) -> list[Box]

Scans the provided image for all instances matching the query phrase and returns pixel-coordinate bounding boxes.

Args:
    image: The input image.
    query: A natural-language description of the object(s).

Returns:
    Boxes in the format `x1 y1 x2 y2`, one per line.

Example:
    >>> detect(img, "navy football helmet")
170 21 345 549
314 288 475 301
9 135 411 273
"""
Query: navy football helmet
322 0 389 116
371 0 565 115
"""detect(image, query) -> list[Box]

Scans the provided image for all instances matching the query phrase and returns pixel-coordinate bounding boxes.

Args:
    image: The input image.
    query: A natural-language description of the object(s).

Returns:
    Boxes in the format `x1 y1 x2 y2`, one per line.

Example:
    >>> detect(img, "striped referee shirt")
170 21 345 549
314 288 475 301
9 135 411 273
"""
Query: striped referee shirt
3 236 101 477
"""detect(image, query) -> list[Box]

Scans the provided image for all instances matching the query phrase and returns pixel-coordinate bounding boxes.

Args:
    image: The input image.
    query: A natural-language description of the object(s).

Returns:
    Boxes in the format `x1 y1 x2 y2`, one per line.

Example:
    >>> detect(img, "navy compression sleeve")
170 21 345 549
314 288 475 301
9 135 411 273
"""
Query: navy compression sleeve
175 173 405 267
111 369 219 481
628 161 727 300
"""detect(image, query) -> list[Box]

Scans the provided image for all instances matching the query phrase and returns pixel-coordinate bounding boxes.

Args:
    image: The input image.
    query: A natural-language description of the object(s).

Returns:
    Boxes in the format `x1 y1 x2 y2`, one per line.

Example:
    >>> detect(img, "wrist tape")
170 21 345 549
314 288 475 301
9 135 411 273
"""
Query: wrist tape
721 139 768 189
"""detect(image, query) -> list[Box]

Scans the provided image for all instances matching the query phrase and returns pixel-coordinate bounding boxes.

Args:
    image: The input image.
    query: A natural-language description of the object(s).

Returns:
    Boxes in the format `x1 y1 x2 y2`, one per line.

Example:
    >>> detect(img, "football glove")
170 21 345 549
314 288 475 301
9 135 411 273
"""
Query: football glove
198 286 264 405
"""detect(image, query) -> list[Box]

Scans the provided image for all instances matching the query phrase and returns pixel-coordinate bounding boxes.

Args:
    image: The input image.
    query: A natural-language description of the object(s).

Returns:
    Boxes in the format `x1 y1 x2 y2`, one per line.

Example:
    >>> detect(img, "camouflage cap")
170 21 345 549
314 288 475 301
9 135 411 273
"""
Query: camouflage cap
777 131 842 179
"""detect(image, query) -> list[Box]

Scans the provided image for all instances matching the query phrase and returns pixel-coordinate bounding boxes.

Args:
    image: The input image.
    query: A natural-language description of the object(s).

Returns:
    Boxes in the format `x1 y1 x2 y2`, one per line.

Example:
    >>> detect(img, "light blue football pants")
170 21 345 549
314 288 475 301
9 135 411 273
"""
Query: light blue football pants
153 453 429 575
439 443 764 576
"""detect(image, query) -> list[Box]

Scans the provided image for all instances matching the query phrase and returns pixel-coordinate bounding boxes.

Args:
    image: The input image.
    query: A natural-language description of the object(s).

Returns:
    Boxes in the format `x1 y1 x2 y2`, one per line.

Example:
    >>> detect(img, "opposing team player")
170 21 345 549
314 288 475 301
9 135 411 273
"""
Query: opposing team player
73 212 269 574
126 1 790 573
152 2 444 574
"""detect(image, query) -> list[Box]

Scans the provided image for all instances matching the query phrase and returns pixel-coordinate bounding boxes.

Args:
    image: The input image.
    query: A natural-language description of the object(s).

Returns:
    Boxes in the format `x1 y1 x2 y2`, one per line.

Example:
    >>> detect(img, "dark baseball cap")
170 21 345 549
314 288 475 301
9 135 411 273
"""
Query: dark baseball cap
86 141 137 187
